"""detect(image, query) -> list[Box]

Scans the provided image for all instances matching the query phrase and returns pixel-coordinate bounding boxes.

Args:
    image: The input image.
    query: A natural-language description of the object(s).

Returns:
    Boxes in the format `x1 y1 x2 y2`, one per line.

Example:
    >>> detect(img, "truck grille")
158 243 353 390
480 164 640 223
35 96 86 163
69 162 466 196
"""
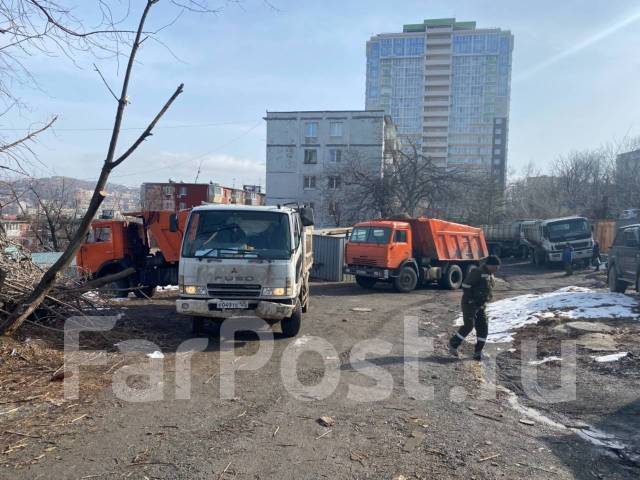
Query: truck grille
207 284 261 298
352 257 379 267
571 241 590 249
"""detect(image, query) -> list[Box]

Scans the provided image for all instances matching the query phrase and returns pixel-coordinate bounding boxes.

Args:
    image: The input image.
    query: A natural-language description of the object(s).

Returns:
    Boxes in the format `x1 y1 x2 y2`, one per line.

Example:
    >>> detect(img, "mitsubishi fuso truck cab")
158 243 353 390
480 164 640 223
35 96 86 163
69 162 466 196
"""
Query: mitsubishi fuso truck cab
176 204 314 337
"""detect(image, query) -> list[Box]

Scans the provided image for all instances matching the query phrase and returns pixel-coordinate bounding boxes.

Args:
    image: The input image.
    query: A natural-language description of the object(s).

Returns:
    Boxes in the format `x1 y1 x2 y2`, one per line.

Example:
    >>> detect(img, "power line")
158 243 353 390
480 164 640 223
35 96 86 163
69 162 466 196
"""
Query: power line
0 119 258 132
105 120 264 180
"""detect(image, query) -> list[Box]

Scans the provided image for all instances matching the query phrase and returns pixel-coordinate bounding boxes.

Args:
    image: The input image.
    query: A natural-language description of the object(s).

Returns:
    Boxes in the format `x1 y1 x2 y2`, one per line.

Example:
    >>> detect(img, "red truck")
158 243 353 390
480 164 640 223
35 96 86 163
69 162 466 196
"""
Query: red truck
76 210 188 297
344 217 489 292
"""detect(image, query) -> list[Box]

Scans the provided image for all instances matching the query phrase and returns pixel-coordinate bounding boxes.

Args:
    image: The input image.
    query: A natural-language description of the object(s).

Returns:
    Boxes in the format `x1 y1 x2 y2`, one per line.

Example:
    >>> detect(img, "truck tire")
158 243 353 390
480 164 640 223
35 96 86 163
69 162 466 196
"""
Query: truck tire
355 275 377 289
440 264 463 290
608 267 628 293
393 266 418 293
134 286 156 298
281 300 302 337
97 267 129 298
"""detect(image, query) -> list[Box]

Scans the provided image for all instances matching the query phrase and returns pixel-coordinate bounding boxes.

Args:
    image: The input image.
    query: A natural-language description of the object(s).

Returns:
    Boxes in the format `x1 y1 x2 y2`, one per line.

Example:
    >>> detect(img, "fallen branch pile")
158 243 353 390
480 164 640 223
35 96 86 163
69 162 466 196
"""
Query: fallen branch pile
0 235 108 330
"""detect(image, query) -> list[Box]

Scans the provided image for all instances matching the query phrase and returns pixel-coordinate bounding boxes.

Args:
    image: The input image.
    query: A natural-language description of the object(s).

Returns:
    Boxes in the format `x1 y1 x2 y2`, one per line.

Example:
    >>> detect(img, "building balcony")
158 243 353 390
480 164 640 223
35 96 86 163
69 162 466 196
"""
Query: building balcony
427 43 451 55
425 59 451 68
423 119 449 128
423 138 448 148
423 99 450 107
423 109 449 117
424 79 450 87
426 36 452 46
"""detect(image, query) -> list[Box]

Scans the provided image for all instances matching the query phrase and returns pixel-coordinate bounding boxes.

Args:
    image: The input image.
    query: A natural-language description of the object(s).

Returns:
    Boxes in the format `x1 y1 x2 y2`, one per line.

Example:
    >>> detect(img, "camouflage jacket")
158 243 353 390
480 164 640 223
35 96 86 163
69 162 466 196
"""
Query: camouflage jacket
461 265 496 307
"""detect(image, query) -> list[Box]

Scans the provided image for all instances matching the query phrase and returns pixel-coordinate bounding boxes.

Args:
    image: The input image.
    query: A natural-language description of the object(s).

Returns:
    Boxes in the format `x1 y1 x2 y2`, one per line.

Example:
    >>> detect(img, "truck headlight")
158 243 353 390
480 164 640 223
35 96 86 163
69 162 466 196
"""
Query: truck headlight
262 287 287 296
182 285 207 295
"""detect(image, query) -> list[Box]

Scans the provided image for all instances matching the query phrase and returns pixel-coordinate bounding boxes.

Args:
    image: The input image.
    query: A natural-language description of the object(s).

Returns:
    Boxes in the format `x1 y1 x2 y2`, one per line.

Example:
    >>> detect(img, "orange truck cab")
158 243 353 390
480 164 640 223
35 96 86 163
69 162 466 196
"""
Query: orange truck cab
76 210 188 297
344 217 489 292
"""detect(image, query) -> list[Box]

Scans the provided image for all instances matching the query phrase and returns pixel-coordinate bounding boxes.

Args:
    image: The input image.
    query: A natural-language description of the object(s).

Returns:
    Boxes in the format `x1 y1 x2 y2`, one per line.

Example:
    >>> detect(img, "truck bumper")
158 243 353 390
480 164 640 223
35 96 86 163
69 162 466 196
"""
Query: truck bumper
547 249 593 263
176 299 295 320
344 265 391 279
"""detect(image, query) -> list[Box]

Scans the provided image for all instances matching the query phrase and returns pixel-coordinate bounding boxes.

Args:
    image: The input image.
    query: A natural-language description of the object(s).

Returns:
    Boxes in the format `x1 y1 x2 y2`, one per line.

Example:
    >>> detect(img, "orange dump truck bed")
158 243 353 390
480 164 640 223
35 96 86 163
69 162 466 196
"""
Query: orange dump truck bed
408 218 488 261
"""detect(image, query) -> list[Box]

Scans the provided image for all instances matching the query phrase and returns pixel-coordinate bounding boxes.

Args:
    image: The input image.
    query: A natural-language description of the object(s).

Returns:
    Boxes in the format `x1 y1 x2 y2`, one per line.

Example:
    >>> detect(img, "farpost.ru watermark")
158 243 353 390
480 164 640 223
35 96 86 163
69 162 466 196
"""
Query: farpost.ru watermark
63 315 577 404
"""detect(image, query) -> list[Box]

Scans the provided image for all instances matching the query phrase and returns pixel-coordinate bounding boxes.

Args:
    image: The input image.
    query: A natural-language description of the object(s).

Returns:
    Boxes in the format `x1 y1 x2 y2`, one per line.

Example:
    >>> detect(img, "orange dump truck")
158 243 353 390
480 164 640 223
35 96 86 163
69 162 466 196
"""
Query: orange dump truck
344 218 489 292
76 210 188 297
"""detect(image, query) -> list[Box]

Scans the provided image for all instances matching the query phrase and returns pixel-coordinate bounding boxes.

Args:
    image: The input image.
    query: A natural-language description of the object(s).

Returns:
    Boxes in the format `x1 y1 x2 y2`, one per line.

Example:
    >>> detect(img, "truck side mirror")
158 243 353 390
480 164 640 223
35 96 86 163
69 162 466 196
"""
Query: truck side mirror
299 207 315 227
169 213 179 232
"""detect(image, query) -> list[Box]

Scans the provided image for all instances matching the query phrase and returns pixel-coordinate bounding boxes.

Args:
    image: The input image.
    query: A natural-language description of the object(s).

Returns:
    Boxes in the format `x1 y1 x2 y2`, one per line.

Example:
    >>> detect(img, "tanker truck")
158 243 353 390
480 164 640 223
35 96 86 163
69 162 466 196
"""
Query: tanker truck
482 220 533 259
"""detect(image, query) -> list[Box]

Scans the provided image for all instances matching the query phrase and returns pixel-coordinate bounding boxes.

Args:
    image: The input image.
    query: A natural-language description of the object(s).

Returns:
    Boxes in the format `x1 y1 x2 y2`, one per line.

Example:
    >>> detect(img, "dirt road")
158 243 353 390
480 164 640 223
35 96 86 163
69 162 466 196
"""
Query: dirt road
1 261 638 479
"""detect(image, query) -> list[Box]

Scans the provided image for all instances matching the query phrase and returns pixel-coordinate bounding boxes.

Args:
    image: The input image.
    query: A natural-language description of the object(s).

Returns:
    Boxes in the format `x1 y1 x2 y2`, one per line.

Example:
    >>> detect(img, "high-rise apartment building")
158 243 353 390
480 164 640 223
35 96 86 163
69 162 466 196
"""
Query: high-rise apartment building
365 18 514 185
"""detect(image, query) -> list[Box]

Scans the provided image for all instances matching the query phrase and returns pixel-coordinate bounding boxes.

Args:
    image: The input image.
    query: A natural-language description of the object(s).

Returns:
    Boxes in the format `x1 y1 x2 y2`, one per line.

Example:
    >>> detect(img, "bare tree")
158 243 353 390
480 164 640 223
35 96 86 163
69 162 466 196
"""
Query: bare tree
0 0 193 335
325 143 469 224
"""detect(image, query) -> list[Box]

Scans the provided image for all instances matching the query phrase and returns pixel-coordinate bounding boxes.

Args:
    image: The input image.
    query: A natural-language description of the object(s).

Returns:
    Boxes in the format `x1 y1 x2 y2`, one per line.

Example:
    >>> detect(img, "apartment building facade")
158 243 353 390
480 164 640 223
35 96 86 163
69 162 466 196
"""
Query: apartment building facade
265 110 397 227
365 18 514 186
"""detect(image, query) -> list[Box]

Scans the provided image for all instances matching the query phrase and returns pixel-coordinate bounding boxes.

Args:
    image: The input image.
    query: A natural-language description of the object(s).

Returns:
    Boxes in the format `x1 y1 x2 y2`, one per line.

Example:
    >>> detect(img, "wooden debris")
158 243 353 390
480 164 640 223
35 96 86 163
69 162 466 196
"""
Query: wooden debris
315 429 332 440
479 453 500 462
317 416 335 427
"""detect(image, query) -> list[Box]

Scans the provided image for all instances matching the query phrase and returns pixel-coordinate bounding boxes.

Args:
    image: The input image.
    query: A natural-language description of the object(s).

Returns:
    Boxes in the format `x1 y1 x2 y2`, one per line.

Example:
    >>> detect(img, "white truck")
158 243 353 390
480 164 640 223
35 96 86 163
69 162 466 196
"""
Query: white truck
176 204 314 337
522 216 594 266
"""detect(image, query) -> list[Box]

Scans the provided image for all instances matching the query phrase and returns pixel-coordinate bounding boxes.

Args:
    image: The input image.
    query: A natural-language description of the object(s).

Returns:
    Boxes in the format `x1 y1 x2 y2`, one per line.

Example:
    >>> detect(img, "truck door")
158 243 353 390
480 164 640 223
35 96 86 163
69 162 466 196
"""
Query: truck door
78 225 115 276
391 228 411 265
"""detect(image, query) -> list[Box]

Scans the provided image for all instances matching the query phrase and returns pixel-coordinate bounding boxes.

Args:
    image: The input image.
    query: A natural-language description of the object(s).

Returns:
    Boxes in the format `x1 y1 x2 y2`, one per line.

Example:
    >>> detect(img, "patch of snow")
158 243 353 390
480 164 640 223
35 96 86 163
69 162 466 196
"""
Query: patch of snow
158 285 179 292
593 352 628 363
528 356 562 366
146 351 164 359
455 286 639 343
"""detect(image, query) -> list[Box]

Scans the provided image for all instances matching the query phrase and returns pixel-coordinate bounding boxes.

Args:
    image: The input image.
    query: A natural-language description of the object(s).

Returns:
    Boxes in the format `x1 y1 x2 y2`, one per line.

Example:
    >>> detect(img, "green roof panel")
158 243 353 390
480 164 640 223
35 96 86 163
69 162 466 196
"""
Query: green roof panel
403 23 425 32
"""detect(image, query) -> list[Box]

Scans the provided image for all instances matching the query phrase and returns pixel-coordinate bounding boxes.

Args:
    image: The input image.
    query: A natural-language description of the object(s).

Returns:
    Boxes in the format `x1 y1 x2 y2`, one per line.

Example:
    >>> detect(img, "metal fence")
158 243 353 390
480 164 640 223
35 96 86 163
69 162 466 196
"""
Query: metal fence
311 234 347 282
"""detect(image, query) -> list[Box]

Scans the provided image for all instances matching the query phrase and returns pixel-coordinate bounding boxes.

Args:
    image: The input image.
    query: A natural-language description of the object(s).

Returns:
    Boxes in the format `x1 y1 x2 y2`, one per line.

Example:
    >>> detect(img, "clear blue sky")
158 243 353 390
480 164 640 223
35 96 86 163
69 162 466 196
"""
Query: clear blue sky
4 0 640 187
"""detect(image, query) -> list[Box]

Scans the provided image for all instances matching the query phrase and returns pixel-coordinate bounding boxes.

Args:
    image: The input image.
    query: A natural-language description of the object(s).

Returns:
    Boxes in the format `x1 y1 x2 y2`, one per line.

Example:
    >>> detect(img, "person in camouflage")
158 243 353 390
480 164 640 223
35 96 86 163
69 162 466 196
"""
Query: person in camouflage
448 255 501 360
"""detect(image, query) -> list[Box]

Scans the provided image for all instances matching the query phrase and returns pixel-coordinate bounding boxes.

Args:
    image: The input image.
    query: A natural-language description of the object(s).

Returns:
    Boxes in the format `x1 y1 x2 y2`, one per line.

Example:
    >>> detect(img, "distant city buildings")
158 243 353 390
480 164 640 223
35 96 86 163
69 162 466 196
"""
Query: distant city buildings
365 18 514 185
264 110 398 227
616 148 640 174
140 181 265 212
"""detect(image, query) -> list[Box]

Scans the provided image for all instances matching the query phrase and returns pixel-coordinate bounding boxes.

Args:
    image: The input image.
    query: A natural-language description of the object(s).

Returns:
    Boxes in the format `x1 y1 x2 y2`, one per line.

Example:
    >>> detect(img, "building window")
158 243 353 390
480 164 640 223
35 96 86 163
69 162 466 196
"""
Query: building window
494 148 501 155
495 118 503 125
303 176 316 189
304 149 318 164
495 138 502 145
329 149 342 163
304 122 318 139
495 128 503 134
330 121 344 137
328 176 340 189
179 186 187 197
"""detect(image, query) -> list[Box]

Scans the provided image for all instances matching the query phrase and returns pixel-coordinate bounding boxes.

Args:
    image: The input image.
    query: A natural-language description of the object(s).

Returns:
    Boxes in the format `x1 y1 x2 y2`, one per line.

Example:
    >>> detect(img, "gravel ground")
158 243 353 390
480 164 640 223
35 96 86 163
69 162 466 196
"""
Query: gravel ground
1 260 638 479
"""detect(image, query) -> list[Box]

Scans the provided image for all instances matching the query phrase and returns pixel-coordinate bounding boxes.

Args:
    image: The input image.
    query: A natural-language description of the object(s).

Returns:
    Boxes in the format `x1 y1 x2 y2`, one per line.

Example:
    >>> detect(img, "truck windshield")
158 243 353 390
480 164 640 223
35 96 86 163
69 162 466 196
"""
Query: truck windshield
546 218 591 242
182 210 291 260
349 227 391 244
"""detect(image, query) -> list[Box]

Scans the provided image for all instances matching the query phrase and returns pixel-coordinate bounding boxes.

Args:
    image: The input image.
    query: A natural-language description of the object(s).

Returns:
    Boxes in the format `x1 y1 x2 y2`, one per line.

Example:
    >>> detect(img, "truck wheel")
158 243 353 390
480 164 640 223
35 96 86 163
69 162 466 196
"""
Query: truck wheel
393 266 418 293
355 275 377 289
608 267 628 293
97 268 129 298
440 265 463 290
134 286 156 298
281 300 302 337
